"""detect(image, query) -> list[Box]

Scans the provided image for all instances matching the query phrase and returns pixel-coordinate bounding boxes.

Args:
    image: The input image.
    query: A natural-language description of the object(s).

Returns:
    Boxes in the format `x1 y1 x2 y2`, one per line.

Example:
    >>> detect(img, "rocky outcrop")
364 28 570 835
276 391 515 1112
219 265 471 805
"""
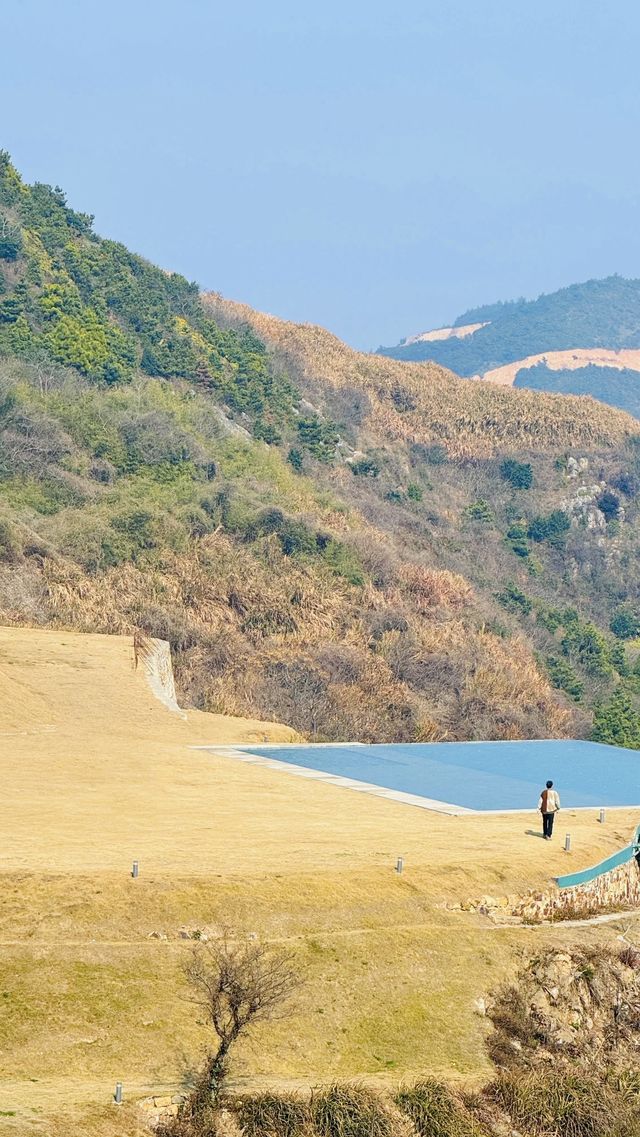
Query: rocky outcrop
487 945 640 1064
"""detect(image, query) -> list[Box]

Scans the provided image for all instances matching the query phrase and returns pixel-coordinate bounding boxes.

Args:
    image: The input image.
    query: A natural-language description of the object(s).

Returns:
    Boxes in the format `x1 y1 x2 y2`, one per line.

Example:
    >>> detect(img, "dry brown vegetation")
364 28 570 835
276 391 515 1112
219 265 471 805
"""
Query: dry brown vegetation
204 295 637 458
0 529 571 743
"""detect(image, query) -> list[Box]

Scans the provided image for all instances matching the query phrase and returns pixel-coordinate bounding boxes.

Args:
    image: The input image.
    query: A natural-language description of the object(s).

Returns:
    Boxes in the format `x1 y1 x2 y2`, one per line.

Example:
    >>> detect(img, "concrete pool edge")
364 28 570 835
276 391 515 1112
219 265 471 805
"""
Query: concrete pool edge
192 744 640 816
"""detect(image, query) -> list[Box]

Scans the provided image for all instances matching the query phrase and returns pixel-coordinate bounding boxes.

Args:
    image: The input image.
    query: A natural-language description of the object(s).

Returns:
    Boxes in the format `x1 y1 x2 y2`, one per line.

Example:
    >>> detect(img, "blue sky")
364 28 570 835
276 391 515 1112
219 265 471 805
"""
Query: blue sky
4 0 640 347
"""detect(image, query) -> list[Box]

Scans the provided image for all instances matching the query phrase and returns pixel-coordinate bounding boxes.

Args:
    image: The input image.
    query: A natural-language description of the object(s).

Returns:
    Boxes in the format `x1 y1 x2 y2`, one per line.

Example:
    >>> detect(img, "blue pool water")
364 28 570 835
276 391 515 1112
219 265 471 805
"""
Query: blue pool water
239 740 640 811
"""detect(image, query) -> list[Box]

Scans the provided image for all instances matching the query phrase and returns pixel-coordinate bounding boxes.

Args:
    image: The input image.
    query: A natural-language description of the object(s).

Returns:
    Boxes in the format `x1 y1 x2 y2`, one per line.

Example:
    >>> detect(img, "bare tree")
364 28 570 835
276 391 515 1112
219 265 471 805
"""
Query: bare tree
183 935 300 1116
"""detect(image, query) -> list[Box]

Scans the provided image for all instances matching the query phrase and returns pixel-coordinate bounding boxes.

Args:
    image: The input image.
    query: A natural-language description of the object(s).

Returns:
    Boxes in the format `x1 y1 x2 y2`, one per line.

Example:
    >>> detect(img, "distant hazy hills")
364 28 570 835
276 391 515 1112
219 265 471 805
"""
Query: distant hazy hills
378 276 640 418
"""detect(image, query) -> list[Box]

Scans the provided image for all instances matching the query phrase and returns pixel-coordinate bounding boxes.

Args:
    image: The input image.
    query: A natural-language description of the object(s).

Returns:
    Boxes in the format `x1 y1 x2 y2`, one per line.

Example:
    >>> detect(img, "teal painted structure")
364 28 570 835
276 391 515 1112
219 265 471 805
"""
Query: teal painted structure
556 825 640 889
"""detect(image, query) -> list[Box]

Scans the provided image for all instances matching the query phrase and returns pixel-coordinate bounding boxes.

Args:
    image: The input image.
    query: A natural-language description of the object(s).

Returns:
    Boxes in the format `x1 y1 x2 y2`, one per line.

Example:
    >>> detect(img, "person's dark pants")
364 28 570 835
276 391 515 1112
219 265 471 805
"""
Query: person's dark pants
542 812 555 838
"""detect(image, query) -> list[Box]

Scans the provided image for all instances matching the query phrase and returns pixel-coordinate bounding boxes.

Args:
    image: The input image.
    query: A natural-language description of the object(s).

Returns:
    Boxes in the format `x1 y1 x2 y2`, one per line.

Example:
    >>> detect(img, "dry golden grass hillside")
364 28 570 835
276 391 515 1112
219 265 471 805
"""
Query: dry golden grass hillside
204 295 637 457
2 626 640 1136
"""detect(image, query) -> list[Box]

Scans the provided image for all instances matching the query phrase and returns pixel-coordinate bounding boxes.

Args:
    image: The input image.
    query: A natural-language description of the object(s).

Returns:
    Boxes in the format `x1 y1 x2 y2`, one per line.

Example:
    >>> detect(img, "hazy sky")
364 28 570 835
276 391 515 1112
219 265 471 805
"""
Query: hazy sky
4 0 640 348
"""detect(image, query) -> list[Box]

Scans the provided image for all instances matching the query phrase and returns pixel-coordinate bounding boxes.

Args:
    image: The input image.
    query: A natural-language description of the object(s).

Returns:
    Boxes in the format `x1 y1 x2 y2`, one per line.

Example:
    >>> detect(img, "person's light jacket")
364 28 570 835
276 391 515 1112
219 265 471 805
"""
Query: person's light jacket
538 788 560 813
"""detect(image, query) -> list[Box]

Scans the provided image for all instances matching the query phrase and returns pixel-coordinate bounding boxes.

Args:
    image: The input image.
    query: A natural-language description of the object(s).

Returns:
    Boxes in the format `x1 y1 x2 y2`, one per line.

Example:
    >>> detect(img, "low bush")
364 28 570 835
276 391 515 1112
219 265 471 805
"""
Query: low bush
489 1069 638 1137
528 509 570 546
296 415 339 462
349 456 380 477
466 500 494 524
496 582 532 616
610 607 640 640
236 1092 311 1137
395 1079 484 1137
500 458 533 489
505 520 529 558
546 656 584 701
311 1084 394 1137
597 489 621 521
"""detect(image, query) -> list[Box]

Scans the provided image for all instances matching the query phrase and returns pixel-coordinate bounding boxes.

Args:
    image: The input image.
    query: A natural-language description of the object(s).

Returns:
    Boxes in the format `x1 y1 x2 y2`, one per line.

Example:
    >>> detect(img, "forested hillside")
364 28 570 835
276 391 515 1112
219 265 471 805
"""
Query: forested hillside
515 361 640 417
2 153 640 746
378 277 640 416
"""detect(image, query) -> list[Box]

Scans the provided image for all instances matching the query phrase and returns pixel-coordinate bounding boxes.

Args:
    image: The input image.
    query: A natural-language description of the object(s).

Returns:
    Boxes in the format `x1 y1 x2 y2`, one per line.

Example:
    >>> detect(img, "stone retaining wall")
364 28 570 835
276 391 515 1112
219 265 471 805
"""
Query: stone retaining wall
513 855 640 922
139 1093 185 1126
457 851 640 924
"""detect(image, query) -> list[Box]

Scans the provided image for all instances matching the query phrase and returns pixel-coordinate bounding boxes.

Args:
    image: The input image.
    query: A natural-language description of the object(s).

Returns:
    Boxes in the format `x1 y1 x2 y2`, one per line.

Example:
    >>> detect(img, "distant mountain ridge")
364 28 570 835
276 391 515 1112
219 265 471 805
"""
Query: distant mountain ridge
378 276 640 417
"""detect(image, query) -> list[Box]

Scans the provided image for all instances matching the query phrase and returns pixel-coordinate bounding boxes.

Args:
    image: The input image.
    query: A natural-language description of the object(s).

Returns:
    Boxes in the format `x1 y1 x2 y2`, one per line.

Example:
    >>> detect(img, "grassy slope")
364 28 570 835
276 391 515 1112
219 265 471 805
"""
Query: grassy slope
1 626 639 1135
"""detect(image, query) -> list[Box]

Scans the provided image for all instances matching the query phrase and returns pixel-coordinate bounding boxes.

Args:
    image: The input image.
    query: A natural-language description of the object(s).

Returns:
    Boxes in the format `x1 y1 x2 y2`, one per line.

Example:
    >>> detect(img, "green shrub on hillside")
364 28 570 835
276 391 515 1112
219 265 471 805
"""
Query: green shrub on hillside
496 583 532 616
597 489 621 521
610 642 631 677
561 619 613 678
287 447 303 471
0 237 20 261
350 455 380 477
296 415 339 462
610 607 640 639
505 520 529 557
536 604 579 634
528 509 570 546
500 458 533 489
545 657 584 701
466 499 494 524
592 688 640 748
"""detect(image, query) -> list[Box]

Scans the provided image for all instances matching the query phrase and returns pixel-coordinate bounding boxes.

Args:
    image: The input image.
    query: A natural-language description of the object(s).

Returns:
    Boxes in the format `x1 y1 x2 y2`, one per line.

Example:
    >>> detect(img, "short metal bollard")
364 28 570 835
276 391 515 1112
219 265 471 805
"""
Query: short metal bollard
396 856 404 874
599 808 606 824
131 860 139 878
564 833 571 853
114 1082 123 1105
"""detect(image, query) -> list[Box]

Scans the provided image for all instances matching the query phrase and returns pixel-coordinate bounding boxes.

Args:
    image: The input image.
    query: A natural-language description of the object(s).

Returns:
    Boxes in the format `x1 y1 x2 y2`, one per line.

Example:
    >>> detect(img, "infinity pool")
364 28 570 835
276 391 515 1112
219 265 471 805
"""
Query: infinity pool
235 739 640 812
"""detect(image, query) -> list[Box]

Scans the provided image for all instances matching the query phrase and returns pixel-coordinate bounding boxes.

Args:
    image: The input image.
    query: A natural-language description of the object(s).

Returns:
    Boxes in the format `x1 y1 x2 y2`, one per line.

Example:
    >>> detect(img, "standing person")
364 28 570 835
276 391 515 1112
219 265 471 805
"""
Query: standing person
539 780 560 839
